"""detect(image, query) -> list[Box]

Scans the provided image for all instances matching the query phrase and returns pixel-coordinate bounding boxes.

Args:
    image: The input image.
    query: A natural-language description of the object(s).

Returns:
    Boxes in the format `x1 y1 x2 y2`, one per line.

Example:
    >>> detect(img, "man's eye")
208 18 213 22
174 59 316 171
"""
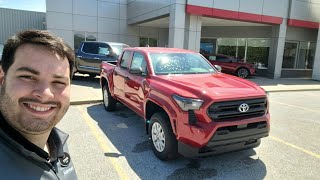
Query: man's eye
19 75 35 80
53 81 67 86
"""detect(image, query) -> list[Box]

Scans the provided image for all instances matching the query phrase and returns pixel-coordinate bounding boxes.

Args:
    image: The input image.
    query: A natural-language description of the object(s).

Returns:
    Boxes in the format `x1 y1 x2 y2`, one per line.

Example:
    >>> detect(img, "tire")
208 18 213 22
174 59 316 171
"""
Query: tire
149 112 178 160
102 84 117 111
89 74 96 78
237 67 249 78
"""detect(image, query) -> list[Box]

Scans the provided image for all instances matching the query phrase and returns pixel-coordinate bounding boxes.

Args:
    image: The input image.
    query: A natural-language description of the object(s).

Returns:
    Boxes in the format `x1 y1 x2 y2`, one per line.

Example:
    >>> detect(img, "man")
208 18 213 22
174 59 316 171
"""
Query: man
0 30 77 179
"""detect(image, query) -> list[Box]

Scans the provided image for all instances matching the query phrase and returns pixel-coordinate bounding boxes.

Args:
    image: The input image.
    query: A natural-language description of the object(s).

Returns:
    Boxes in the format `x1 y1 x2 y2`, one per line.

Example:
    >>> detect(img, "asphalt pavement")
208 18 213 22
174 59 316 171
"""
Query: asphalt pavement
70 74 320 105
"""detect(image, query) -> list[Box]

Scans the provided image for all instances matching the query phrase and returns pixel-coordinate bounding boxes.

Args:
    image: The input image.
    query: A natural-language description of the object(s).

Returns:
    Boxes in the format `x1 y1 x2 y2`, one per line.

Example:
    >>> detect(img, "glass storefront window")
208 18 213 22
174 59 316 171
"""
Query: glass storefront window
237 38 246 59
86 34 97 41
214 38 270 68
200 39 216 54
217 38 237 56
74 32 97 50
0 44 4 60
297 42 309 69
285 41 315 69
307 42 316 69
282 42 298 69
74 32 85 51
140 37 157 47
247 39 270 68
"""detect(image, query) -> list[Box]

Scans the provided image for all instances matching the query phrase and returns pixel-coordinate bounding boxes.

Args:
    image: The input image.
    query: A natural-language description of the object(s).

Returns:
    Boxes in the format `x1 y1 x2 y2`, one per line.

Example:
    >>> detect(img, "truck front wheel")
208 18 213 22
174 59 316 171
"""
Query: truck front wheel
149 112 178 160
103 84 117 111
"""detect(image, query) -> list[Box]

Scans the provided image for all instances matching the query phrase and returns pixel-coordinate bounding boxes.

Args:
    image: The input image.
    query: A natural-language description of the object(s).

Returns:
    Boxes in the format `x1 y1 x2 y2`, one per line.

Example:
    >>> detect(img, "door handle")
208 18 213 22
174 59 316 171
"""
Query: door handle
125 76 130 80
77 56 82 58
94 57 100 60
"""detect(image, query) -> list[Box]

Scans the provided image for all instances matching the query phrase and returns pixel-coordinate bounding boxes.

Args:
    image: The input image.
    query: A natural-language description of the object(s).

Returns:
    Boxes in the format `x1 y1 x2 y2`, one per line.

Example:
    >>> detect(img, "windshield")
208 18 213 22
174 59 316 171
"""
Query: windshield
149 52 216 75
110 44 130 55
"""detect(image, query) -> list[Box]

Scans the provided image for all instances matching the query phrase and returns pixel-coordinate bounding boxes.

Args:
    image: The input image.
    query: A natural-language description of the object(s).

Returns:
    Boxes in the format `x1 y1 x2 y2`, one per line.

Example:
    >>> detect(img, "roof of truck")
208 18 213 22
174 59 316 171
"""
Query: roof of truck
123 47 197 54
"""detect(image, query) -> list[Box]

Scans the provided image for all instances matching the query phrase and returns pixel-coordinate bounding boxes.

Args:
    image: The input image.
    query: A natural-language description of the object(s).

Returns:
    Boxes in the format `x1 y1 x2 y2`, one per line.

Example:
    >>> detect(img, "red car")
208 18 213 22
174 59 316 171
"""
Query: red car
203 54 256 78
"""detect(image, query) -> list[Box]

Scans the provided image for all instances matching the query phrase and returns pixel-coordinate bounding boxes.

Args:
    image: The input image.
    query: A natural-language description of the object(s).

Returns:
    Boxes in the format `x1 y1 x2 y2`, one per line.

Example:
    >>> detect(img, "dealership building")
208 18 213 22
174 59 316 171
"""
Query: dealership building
1 0 319 80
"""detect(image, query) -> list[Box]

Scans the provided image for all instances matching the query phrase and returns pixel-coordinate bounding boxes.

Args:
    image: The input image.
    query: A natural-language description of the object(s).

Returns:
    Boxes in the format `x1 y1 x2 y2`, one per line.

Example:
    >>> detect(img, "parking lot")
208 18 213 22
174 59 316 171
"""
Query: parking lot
57 77 320 180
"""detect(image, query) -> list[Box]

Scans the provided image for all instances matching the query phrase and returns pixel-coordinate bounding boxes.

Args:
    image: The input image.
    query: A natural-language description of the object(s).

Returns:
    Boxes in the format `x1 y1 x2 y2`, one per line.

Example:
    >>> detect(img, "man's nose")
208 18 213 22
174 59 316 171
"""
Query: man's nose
32 82 54 100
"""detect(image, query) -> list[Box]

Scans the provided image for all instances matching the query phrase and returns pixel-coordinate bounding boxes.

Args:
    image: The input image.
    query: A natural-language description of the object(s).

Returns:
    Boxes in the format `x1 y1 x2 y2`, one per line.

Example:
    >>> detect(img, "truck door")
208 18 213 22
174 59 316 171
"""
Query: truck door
124 52 149 115
113 50 132 101
77 42 115 74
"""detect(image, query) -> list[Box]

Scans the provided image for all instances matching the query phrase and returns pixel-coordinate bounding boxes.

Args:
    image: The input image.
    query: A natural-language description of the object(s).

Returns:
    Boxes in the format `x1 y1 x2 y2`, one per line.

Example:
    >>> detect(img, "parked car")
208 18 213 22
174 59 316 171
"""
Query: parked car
75 41 130 77
100 47 270 160
202 54 256 78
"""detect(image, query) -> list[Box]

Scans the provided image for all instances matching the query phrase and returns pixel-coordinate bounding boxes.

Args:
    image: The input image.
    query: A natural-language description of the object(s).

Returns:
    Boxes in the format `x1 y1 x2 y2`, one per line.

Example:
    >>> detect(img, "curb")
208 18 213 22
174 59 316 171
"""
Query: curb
70 100 102 106
264 88 320 93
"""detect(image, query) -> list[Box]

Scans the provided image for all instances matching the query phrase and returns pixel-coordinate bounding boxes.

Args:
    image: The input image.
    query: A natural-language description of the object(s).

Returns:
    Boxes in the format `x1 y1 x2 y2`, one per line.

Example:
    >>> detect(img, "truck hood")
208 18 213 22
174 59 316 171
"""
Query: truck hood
153 73 265 100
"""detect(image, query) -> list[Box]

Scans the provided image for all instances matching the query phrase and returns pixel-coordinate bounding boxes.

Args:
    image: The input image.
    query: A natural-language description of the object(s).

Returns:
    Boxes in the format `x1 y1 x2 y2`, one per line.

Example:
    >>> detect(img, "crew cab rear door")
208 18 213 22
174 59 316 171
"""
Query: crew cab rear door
113 50 132 101
77 42 116 73
124 51 149 116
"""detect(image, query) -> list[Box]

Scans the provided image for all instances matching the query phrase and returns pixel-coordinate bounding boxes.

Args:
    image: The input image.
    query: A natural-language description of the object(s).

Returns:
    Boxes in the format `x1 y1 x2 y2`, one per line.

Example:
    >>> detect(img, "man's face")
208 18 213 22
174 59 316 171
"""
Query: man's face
0 44 71 135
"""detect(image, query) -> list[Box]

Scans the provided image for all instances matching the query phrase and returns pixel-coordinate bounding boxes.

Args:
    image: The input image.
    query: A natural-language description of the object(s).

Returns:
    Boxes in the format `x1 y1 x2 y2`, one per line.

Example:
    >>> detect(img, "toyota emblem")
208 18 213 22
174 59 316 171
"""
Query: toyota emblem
238 103 249 112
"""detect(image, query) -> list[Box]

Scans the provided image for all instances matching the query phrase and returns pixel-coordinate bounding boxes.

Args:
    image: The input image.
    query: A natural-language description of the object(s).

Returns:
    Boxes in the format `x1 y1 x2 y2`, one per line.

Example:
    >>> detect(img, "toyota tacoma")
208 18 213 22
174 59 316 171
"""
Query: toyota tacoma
100 47 269 160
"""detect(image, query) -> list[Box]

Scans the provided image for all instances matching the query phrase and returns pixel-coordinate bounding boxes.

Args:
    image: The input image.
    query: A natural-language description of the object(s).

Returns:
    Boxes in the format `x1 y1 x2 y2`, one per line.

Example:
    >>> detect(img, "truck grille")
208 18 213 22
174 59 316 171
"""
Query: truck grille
208 98 267 121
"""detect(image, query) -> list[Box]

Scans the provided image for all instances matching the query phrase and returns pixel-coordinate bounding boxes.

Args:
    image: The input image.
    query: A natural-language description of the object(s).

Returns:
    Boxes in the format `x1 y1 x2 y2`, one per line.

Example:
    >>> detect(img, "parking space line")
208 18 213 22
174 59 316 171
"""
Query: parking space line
270 100 320 114
270 136 320 159
77 106 129 180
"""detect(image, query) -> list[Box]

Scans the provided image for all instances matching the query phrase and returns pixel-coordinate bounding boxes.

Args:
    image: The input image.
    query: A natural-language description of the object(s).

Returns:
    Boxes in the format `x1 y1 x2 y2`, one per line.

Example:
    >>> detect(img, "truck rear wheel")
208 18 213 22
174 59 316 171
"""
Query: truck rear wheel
103 84 116 111
149 112 178 160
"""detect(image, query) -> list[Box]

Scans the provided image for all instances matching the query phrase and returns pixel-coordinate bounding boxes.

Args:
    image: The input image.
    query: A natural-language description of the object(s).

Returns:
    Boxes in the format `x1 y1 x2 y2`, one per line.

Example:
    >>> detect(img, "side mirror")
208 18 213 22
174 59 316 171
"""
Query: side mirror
214 65 222 72
130 67 144 75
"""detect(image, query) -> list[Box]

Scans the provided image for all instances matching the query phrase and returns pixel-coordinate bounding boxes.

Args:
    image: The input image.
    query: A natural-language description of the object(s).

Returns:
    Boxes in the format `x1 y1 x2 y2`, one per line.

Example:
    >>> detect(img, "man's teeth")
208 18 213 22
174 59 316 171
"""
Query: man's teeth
27 104 52 112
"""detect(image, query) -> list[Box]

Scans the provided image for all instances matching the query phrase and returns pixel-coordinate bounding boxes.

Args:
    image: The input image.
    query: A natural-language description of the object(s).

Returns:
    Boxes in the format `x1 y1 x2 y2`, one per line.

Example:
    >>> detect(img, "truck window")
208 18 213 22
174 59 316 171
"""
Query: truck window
216 55 230 62
120 51 131 69
130 52 147 73
82 43 98 54
98 47 109 55
82 42 111 55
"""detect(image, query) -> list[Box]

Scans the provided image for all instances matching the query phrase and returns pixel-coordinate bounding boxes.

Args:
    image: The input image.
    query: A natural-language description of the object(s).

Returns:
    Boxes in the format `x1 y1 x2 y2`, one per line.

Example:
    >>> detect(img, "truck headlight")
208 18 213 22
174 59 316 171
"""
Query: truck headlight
172 94 204 111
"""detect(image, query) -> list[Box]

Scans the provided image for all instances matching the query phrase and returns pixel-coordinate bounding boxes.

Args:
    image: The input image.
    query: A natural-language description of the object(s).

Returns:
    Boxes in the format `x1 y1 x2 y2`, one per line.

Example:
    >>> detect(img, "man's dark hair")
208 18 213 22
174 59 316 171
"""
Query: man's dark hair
1 29 75 79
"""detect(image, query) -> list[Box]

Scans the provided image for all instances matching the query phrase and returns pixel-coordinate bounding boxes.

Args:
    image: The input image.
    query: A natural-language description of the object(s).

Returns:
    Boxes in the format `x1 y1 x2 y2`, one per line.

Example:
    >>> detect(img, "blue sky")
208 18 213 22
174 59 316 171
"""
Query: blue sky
0 0 46 12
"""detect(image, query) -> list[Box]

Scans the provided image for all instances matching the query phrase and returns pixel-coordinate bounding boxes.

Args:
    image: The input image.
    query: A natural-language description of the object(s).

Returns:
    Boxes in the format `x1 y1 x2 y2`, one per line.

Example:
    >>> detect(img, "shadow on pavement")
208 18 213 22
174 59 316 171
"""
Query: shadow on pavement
86 103 267 179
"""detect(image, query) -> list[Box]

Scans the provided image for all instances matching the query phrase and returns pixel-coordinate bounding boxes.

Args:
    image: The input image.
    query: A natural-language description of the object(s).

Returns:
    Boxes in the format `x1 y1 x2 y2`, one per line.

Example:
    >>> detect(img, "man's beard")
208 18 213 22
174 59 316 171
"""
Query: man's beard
0 83 69 135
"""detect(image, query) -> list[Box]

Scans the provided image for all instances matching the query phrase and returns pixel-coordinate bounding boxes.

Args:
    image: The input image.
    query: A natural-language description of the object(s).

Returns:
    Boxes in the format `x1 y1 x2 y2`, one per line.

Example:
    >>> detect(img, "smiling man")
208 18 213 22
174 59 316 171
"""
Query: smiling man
0 30 77 179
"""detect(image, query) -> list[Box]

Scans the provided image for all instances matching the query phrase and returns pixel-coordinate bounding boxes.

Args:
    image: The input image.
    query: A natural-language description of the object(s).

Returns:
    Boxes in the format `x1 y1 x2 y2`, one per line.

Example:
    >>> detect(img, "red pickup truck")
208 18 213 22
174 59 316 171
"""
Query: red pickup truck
100 47 270 160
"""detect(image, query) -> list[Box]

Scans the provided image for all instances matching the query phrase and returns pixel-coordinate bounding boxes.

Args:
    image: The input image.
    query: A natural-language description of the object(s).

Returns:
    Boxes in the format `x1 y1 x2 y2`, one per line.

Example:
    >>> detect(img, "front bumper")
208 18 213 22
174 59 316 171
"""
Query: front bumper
178 121 269 158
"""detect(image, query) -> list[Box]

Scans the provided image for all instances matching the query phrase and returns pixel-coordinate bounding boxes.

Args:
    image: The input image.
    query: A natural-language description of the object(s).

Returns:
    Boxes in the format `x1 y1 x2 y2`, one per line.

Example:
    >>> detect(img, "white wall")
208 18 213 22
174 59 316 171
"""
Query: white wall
46 0 168 49
127 0 172 24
